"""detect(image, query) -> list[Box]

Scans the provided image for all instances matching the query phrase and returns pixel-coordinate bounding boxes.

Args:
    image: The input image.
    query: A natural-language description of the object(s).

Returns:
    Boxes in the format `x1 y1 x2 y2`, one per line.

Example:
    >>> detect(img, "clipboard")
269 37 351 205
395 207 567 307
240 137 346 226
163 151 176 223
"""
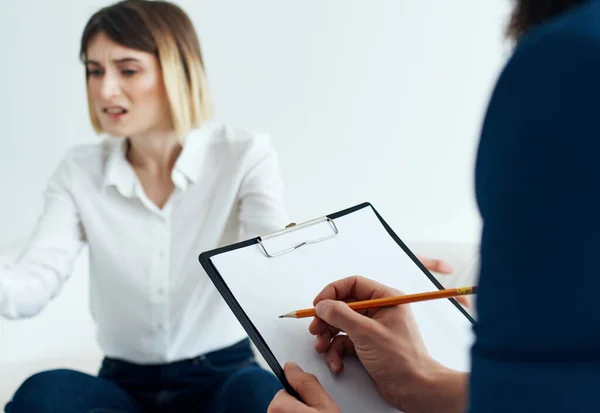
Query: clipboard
199 202 475 412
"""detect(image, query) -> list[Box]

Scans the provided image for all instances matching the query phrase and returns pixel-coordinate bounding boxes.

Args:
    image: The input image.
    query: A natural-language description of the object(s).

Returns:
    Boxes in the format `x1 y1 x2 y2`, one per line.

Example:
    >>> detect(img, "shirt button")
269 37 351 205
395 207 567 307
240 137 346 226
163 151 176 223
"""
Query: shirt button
159 250 165 257
158 288 165 296
157 323 164 330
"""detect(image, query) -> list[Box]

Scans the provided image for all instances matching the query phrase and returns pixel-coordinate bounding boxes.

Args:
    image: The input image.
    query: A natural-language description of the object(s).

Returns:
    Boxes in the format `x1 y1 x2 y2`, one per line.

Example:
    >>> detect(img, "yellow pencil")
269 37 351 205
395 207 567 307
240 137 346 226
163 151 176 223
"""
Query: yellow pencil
279 286 477 319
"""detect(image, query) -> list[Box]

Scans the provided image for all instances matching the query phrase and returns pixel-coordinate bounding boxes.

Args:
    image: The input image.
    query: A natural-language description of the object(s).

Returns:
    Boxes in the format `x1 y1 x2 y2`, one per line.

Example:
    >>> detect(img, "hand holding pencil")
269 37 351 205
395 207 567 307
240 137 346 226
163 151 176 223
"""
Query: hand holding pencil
276 275 470 413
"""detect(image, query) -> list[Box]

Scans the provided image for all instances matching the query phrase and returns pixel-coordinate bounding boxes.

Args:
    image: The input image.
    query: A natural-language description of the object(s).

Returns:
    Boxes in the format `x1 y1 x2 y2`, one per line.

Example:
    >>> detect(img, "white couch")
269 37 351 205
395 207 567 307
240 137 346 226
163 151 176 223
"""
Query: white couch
0 241 479 405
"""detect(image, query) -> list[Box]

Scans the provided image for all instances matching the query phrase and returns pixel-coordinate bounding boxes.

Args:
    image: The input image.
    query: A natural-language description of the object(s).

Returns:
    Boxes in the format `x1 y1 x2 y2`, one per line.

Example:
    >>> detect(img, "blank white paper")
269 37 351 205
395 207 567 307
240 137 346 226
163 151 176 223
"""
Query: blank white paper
210 205 474 413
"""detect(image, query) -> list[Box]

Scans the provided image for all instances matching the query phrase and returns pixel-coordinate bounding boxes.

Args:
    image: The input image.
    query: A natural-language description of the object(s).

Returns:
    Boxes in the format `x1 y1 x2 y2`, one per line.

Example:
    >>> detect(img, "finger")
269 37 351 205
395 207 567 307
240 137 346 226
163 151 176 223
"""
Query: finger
324 335 356 374
416 255 454 274
455 296 470 308
309 317 321 335
315 329 337 354
314 299 376 339
267 389 312 413
313 276 399 306
309 316 331 336
309 317 342 354
284 362 337 410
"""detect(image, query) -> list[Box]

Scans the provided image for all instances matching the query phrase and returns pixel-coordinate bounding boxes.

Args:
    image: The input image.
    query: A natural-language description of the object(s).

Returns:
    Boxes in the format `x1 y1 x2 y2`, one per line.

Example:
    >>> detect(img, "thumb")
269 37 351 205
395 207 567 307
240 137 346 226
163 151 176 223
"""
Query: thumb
284 362 336 410
315 300 373 338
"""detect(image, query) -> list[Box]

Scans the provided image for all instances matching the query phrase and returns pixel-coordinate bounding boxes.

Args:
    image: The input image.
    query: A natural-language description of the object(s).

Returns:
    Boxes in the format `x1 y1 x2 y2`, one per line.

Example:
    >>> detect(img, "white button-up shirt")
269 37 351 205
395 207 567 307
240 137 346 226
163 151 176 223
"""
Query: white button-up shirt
0 122 288 364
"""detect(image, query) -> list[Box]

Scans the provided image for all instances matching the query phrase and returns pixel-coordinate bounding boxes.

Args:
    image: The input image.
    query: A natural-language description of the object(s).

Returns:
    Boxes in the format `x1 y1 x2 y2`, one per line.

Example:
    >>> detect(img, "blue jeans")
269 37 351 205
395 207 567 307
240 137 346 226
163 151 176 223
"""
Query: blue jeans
4 339 282 413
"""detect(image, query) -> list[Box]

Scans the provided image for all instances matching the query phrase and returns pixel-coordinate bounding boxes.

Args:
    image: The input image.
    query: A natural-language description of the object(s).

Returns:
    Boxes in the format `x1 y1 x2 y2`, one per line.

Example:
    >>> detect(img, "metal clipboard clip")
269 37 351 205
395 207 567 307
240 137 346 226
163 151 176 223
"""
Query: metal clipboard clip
257 216 339 258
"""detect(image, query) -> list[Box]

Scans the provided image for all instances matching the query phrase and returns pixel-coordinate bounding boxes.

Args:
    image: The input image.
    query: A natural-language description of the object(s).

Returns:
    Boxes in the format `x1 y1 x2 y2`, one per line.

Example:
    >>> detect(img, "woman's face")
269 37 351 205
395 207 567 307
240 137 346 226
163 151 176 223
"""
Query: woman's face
85 32 171 138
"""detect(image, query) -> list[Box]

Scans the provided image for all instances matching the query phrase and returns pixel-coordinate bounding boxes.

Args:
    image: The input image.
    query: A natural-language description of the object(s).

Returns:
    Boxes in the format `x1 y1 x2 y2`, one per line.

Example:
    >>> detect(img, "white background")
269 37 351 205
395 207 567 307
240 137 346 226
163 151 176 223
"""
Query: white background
0 0 511 369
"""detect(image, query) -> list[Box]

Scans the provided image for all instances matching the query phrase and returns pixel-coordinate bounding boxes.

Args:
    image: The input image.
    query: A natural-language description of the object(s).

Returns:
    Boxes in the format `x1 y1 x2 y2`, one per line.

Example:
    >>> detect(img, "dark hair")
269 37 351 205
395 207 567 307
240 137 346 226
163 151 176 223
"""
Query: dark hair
79 0 213 137
506 0 589 41
80 0 157 60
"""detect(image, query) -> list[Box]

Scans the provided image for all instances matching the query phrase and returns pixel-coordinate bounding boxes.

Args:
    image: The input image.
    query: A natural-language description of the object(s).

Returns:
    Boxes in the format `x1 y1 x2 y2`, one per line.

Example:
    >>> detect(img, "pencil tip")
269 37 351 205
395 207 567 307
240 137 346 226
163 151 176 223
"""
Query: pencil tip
279 312 295 318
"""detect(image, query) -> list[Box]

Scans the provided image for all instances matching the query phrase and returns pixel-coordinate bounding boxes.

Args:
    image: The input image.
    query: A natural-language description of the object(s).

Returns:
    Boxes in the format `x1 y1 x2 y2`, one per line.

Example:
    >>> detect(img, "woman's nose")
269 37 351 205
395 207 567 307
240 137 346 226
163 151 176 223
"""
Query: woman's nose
99 73 121 99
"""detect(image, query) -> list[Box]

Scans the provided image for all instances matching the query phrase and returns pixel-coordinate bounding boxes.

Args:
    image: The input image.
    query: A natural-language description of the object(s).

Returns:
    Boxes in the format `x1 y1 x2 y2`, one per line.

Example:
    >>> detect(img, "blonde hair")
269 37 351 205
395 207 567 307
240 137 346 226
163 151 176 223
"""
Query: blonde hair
80 0 213 140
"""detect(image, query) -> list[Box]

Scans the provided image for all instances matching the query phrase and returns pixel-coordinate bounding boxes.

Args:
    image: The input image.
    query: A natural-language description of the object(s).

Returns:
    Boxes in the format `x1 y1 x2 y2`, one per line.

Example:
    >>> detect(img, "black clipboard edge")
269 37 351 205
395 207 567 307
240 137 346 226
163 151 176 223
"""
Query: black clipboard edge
199 239 301 399
198 201 476 400
367 205 477 325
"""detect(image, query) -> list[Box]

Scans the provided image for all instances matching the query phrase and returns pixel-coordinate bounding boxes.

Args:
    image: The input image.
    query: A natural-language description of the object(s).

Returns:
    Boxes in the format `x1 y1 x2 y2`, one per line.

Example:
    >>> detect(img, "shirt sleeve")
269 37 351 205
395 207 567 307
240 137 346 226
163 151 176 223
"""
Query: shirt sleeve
470 28 600 412
0 156 86 320
237 134 289 239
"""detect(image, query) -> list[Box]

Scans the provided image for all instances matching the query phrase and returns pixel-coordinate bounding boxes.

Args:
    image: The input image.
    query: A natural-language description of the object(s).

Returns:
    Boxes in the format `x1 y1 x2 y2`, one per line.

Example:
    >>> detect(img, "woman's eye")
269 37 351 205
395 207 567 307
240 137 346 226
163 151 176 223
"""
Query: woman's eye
87 69 103 77
122 69 137 76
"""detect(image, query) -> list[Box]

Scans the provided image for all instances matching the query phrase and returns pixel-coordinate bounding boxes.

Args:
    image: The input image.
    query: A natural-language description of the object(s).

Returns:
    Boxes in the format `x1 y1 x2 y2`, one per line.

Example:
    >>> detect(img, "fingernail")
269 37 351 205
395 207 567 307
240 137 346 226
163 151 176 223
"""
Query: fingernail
329 361 337 372
285 361 300 371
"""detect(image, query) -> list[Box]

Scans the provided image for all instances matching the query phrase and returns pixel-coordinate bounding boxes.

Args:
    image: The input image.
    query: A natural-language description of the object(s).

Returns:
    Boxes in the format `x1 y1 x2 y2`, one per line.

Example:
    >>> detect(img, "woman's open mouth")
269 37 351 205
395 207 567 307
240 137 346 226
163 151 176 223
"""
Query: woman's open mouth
103 106 128 120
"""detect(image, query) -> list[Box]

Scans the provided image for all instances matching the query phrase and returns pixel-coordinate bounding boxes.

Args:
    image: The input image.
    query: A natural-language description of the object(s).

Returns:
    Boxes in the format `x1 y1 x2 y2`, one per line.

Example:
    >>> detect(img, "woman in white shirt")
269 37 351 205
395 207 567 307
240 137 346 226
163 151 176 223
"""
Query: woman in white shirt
2 1 461 412
2 1 289 412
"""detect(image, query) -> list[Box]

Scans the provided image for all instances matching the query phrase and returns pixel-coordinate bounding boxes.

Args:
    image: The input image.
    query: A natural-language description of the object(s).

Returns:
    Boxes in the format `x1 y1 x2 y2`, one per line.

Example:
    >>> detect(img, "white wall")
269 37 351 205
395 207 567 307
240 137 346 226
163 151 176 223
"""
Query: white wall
0 0 512 386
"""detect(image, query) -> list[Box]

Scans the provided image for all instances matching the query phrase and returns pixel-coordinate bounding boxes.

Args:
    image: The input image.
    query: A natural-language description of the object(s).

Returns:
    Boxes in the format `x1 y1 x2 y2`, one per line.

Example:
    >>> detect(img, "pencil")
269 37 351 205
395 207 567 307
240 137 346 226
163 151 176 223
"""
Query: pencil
278 286 477 319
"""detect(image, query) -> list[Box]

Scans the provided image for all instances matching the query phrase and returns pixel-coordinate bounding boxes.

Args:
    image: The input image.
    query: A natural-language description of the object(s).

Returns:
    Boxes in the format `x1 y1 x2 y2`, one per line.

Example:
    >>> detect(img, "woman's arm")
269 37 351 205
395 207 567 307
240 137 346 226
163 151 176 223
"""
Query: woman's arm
0 156 86 319
236 134 289 239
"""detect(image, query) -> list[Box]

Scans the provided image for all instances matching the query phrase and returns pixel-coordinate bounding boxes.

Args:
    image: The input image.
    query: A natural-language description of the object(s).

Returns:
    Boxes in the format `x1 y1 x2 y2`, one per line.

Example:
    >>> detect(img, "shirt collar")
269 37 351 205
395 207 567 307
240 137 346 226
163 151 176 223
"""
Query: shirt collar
171 127 206 190
101 124 213 194
102 137 137 197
